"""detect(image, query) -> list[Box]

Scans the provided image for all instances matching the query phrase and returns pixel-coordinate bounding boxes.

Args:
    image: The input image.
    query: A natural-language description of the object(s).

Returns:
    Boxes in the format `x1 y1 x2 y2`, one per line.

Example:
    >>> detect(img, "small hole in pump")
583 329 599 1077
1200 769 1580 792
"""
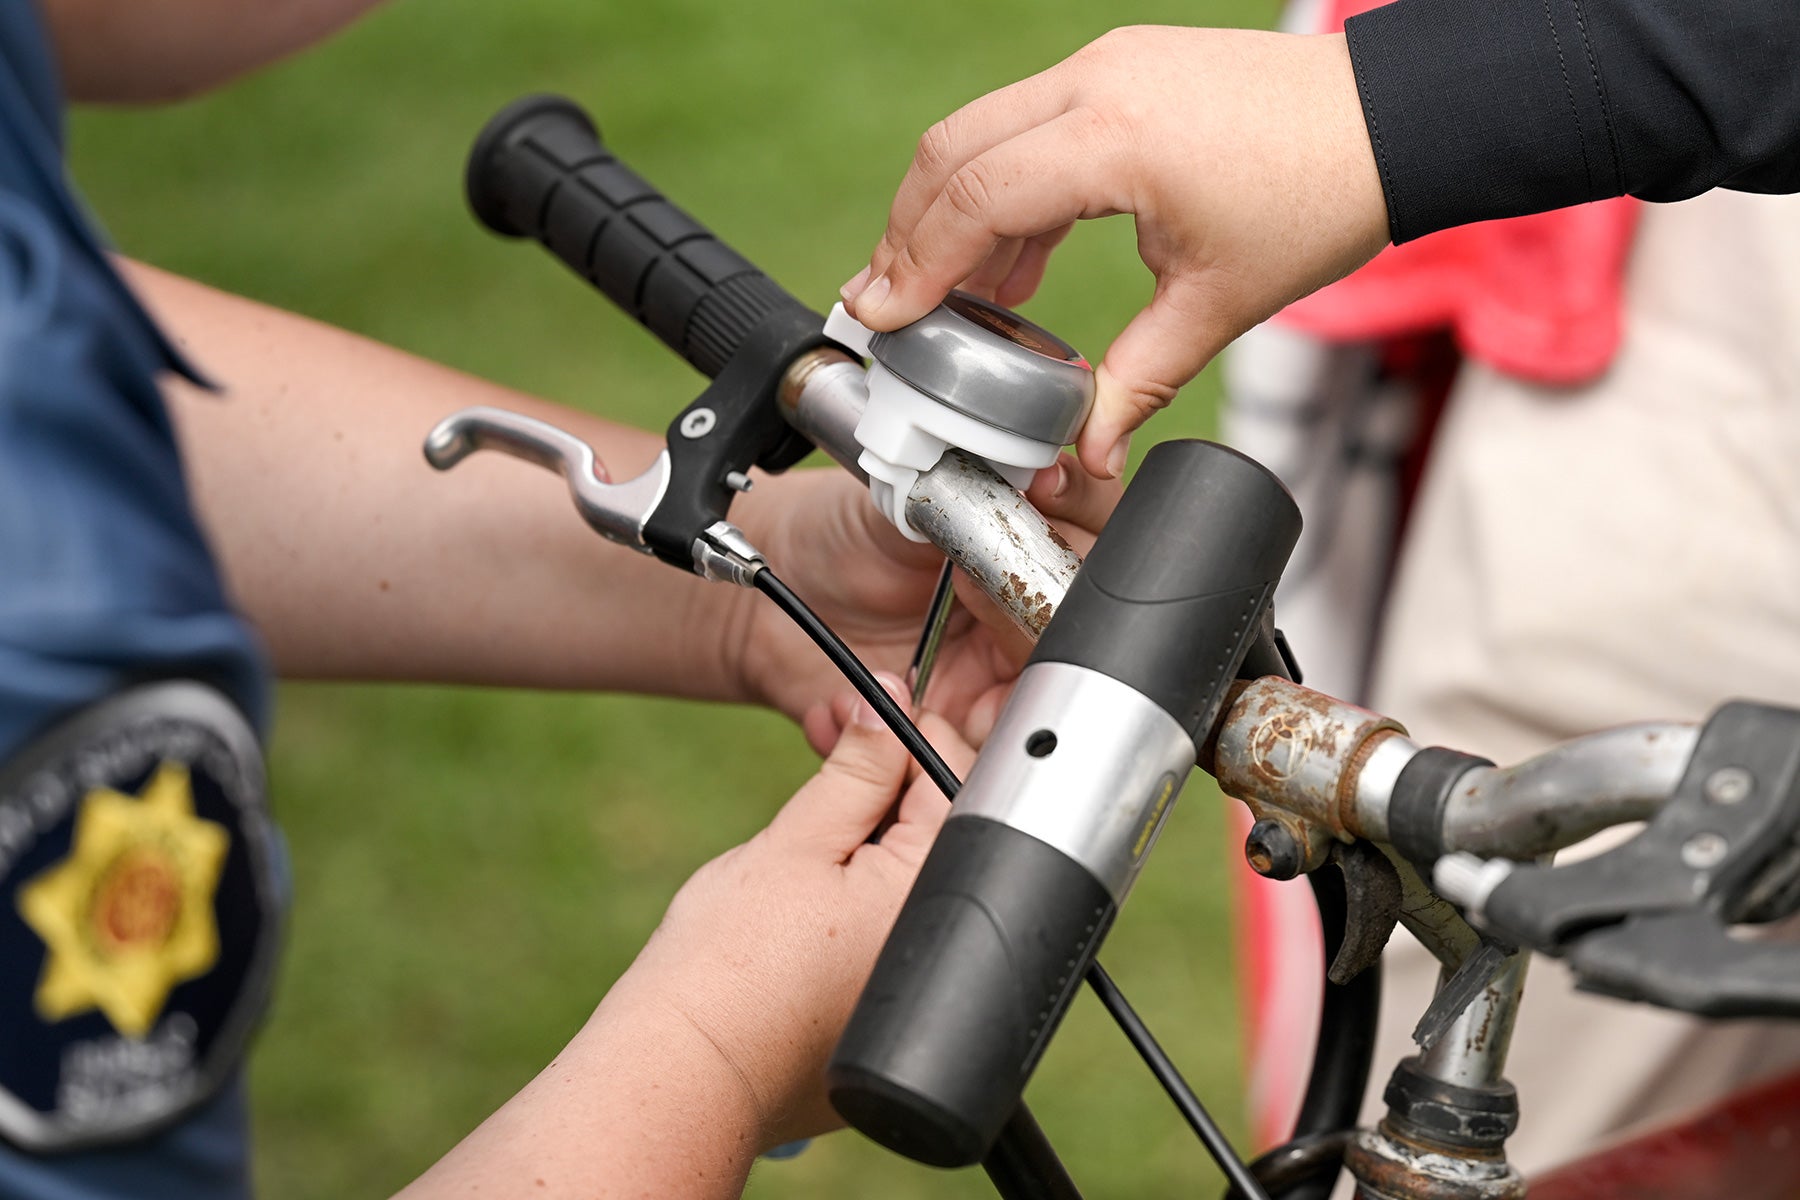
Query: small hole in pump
1025 730 1057 758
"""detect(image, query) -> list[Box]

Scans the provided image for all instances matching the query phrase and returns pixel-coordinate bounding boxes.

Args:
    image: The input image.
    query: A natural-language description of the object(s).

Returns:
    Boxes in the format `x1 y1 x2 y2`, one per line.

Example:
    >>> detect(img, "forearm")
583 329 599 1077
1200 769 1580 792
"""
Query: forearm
396 981 762 1200
40 0 388 103
130 261 752 699
1348 0 1800 241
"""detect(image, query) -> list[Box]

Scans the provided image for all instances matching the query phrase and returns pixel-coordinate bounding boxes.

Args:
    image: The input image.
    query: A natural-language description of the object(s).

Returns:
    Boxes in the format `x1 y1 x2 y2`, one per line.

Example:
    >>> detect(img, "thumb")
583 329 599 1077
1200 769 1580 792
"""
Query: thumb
767 674 912 855
1076 282 1228 478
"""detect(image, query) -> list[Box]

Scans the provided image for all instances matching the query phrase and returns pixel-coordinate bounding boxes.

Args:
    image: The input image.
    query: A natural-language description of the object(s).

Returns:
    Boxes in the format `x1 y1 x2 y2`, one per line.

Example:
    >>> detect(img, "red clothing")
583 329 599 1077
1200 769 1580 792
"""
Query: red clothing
1278 0 1640 385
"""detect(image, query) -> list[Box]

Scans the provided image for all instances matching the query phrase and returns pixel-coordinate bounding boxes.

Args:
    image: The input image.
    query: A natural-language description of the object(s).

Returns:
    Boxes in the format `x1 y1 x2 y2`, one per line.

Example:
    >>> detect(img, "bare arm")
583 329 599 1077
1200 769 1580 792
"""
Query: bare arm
127 262 1122 727
131 261 755 701
39 0 388 103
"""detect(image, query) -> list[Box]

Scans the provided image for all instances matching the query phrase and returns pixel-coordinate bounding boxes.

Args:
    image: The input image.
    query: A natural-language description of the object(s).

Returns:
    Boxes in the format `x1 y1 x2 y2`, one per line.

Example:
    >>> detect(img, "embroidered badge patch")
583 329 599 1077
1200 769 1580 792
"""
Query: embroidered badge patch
0 682 280 1153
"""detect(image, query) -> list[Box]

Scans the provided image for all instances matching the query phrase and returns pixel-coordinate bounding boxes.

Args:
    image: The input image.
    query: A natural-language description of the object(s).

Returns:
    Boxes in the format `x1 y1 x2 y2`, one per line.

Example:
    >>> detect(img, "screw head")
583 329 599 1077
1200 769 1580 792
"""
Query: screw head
1681 832 1729 870
1245 819 1304 881
1705 766 1754 806
679 407 718 439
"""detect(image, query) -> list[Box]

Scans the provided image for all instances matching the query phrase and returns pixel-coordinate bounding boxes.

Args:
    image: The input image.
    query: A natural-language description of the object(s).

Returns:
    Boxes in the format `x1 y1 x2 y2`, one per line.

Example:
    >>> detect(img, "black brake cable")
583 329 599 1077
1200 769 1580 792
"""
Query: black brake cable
1086 962 1272 1200
754 570 962 798
752 567 1272 1200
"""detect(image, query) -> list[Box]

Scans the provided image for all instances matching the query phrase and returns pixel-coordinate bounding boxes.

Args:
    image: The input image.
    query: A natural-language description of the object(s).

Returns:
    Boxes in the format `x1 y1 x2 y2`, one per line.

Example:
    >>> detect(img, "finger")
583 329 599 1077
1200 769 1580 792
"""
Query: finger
829 688 861 732
851 108 1126 331
958 237 1027 301
959 685 1007 751
801 699 841 757
1076 279 1229 478
860 69 1075 290
769 673 912 854
891 712 974 833
852 479 941 575
1025 452 1122 544
994 225 1073 308
801 689 865 758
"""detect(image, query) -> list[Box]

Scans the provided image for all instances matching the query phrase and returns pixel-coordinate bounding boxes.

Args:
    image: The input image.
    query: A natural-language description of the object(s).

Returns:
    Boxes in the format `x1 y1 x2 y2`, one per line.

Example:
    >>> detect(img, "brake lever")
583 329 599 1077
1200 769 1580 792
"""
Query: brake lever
423 405 766 586
425 406 671 548
1436 700 1800 1018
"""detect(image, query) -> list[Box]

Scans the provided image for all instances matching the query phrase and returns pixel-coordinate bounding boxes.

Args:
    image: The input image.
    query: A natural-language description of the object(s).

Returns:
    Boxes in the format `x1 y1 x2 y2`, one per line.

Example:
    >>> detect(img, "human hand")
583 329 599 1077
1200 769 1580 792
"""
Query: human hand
842 27 1389 478
611 677 974 1148
395 680 972 1197
728 455 1119 749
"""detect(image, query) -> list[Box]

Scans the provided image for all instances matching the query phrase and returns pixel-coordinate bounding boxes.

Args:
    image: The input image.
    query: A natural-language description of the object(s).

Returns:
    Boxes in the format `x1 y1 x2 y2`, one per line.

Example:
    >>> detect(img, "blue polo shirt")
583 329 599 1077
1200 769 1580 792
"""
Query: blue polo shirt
0 2 269 1196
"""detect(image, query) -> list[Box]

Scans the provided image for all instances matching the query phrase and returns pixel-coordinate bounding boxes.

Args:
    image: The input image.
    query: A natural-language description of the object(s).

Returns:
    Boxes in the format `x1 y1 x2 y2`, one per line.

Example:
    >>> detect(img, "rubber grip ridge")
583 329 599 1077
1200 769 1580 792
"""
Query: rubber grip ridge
466 94 811 378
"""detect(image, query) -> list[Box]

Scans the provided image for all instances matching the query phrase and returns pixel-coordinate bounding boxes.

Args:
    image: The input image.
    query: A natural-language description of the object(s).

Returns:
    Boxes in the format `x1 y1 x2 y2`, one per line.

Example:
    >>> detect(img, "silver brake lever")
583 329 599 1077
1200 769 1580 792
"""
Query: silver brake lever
423 405 766 586
424 405 672 552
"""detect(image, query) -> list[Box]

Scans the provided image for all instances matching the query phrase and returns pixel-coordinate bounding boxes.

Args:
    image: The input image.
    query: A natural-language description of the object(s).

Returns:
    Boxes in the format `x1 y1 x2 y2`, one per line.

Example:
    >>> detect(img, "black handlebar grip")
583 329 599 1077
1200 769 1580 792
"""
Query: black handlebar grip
1031 439 1303 741
829 440 1302 1168
830 815 1114 1168
466 94 815 378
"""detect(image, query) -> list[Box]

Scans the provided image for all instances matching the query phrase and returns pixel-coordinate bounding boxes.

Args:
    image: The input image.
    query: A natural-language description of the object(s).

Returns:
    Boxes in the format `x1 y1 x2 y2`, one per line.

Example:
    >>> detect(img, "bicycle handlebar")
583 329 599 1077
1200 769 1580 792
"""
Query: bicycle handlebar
466 94 815 378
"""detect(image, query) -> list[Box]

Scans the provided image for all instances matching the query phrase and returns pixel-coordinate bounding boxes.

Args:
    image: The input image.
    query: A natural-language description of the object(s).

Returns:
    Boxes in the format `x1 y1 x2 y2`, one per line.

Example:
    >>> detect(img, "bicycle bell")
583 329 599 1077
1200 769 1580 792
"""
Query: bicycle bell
824 291 1095 540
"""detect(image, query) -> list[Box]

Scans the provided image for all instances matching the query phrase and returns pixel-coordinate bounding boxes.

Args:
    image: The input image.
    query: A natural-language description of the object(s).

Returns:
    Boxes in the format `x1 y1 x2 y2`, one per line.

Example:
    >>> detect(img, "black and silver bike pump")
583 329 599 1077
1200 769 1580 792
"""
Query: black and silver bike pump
829 437 1304 1167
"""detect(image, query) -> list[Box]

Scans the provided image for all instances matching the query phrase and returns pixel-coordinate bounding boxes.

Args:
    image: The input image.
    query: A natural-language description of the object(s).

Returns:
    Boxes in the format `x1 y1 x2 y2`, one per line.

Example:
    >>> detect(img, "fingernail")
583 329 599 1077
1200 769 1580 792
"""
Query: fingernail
852 696 885 729
853 672 907 728
839 266 872 304
857 273 892 316
1051 461 1070 498
1105 435 1131 479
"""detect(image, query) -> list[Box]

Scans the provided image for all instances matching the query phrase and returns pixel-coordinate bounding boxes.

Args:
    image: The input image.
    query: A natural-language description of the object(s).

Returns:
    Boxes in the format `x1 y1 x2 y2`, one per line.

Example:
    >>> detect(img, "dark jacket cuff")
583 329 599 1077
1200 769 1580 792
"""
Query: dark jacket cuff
1344 0 1623 243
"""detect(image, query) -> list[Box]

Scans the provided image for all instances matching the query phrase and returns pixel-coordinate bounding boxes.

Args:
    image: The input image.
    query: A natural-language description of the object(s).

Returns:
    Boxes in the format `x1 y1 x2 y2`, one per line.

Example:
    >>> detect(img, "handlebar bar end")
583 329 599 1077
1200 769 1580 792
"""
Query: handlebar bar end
465 93 597 238
829 815 1117 1168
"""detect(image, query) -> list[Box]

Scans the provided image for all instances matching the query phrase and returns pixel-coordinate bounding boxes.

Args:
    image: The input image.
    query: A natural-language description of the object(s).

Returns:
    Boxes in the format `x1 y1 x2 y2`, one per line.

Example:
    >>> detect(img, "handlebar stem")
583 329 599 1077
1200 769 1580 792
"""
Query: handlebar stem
1204 677 1415 852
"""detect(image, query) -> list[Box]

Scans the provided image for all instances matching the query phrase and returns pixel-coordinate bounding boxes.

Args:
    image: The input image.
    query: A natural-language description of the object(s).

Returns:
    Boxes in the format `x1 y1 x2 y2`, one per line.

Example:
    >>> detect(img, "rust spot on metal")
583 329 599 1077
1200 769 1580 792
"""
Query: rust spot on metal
1248 712 1314 785
1347 1129 1523 1200
1045 523 1076 554
776 346 855 413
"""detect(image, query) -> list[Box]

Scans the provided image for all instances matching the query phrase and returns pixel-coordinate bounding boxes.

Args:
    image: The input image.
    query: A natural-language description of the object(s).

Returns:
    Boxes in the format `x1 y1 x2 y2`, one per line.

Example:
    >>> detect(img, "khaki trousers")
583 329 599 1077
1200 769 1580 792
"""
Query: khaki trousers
1370 187 1800 1173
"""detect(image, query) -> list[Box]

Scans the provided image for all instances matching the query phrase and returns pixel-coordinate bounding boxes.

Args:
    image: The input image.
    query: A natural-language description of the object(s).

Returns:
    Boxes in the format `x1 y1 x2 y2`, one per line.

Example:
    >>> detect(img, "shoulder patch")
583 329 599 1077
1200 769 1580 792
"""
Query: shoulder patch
0 682 280 1153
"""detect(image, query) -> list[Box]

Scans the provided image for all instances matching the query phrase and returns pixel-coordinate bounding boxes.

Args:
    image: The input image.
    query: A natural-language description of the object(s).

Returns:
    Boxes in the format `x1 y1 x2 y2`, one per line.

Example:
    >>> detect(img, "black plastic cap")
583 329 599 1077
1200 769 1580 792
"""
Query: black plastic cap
829 816 1116 1167
466 94 597 237
1388 747 1494 867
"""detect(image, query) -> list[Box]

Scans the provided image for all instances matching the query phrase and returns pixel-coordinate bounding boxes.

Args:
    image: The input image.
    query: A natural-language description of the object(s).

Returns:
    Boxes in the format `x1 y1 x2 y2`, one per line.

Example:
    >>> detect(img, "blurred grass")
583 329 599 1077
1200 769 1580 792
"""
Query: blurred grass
67 0 1279 1195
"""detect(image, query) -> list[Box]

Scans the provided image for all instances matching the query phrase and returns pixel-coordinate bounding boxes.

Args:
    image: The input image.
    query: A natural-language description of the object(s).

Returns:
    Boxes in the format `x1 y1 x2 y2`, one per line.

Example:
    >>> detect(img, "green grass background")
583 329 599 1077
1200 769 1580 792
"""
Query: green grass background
67 0 1279 1194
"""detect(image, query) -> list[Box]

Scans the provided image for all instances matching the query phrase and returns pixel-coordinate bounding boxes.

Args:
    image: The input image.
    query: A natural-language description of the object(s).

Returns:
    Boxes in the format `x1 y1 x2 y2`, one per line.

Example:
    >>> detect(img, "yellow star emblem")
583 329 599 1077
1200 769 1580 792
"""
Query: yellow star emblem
16 762 229 1038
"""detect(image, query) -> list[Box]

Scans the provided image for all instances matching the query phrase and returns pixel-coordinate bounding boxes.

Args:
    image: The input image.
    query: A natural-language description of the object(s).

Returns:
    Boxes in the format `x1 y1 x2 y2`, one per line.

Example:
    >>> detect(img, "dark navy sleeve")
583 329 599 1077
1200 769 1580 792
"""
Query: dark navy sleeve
0 3 266 757
1344 0 1800 242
